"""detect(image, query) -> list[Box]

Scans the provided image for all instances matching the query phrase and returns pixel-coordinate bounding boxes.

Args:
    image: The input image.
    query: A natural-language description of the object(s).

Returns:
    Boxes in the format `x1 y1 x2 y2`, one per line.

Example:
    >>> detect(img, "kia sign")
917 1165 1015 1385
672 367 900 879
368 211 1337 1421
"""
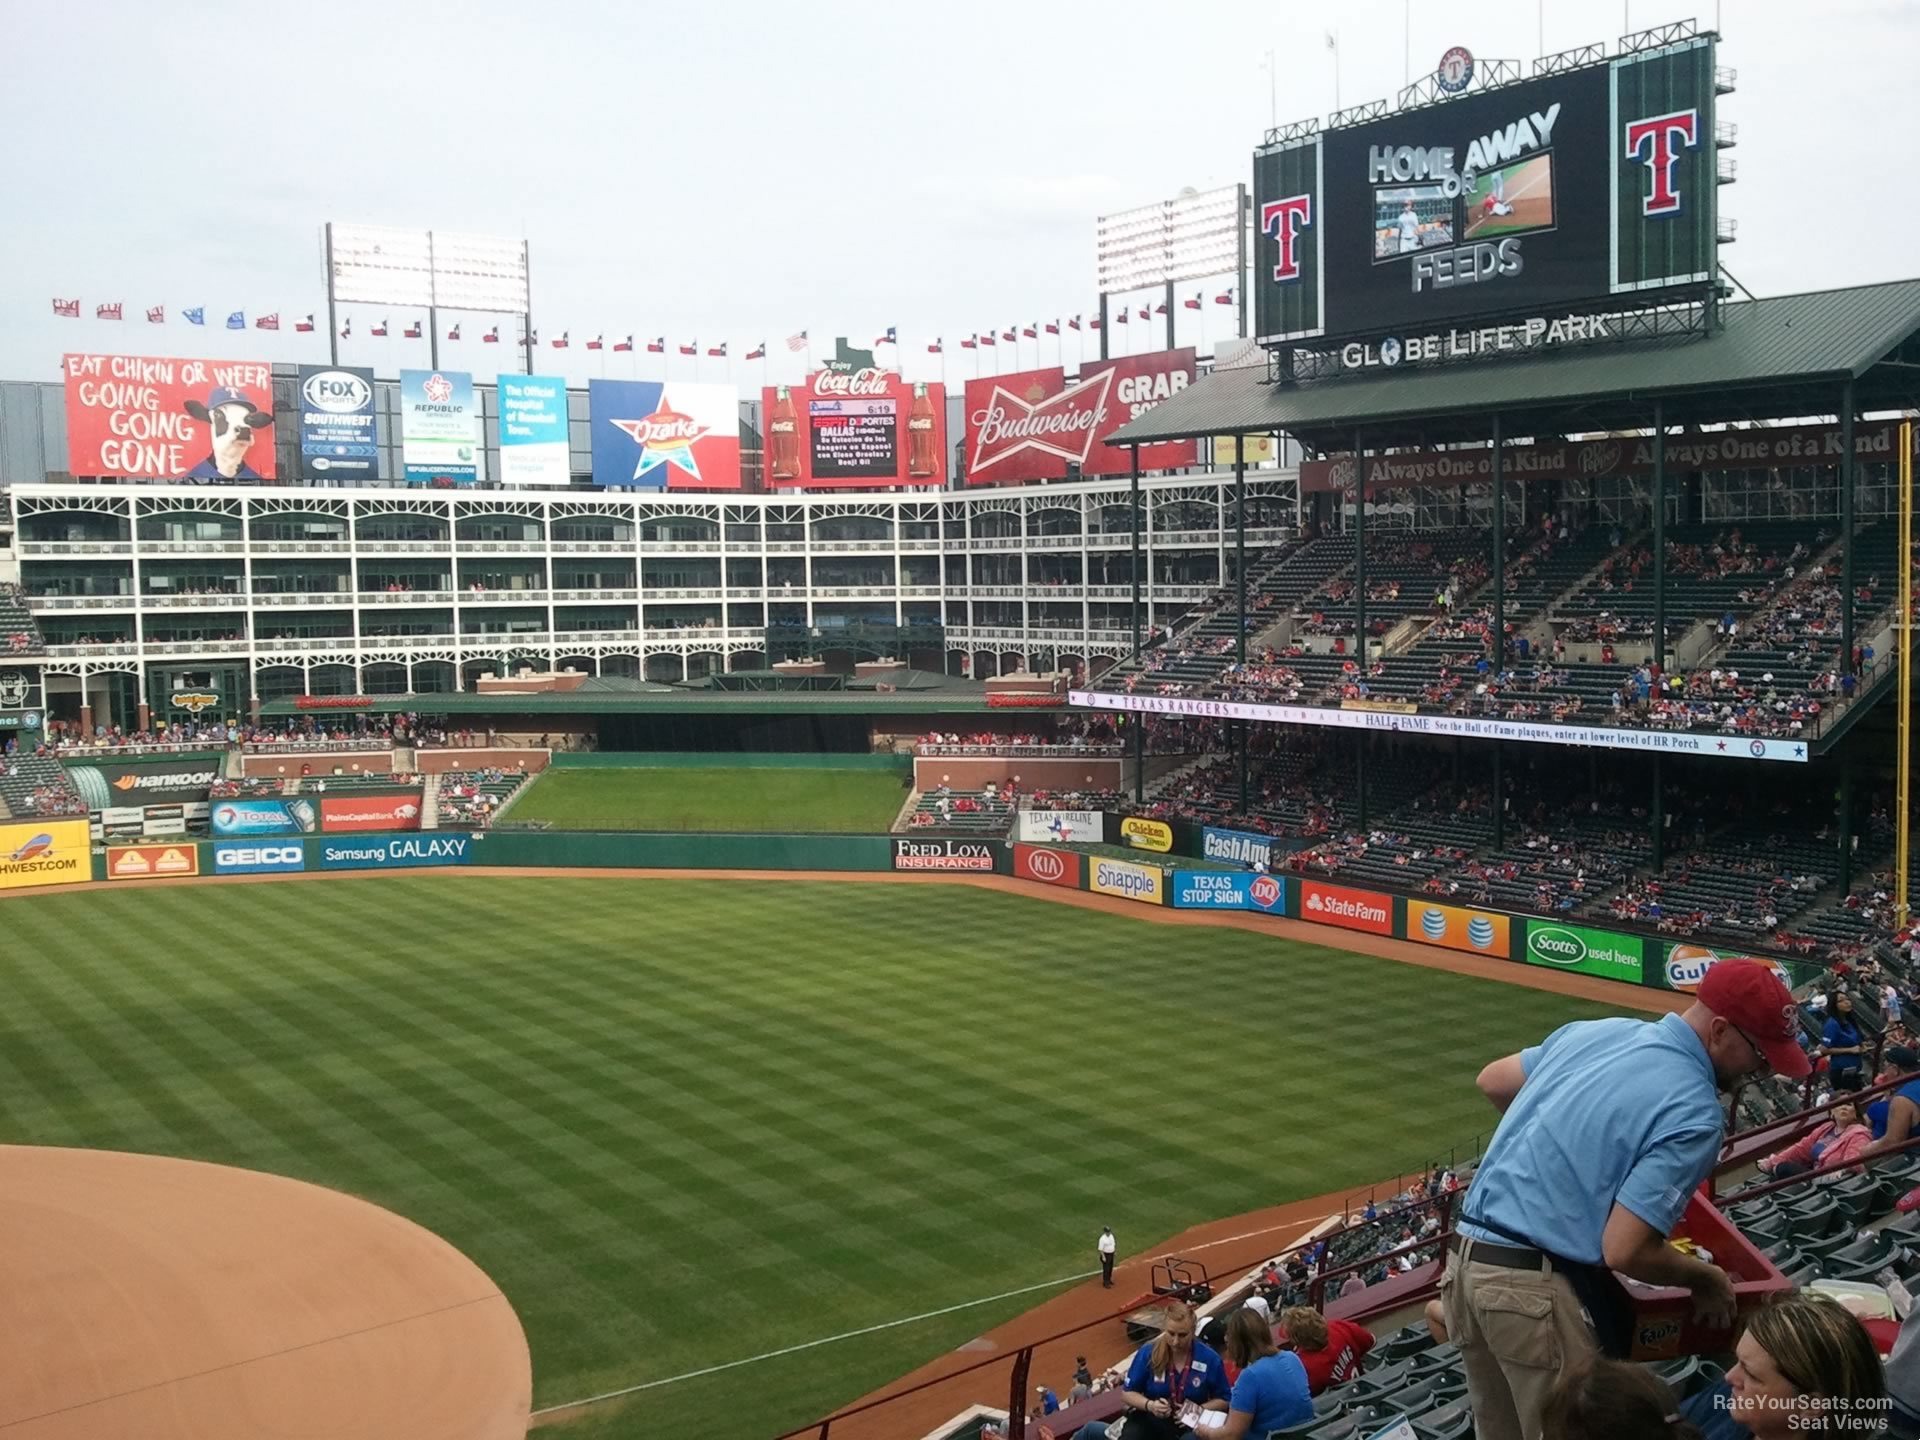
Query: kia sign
763 370 947 490
1298 879 1393 935
1523 920 1645 983
297 365 377 479
320 834 473 870
589 379 742 492
962 349 1195 485
1409 902 1510 958
1089 856 1165 906
214 843 306 875
1013 844 1081 889
892 838 995 872
63 353 277 480
319 794 423 833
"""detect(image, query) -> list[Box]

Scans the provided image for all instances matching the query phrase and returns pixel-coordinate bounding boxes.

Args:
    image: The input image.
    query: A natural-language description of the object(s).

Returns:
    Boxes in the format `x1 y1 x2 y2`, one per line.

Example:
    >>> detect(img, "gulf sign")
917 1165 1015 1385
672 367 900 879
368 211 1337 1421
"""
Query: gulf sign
1409 902 1510 958
1299 879 1393 935
962 349 1195 485
1089 856 1166 906
0 819 90 891
106 844 199 880
589 379 741 491
63 354 276 480
1014 844 1082 888
319 795 422 833
1664 944 1793 995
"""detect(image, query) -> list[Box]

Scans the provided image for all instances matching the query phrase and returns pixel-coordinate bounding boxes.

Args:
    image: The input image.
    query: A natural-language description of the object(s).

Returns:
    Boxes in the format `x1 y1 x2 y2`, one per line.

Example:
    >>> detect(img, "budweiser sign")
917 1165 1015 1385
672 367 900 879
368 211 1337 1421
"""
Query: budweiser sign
969 370 1115 474
812 367 891 397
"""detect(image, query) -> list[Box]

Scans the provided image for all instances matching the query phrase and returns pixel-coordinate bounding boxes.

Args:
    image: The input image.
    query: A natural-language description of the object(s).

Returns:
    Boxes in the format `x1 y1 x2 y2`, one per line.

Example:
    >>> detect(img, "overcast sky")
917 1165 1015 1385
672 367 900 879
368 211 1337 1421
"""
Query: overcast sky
1 0 1912 388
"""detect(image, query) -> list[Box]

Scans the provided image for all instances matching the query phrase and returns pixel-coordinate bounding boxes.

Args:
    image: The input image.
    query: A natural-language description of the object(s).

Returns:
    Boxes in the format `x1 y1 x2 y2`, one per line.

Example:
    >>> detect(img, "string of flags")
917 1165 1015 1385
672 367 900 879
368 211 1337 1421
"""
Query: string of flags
48 295 1239 355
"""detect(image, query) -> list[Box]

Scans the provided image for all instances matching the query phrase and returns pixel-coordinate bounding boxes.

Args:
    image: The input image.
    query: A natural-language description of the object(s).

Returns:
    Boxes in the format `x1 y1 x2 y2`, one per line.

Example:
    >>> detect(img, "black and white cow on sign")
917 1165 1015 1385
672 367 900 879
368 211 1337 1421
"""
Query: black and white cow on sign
183 386 273 480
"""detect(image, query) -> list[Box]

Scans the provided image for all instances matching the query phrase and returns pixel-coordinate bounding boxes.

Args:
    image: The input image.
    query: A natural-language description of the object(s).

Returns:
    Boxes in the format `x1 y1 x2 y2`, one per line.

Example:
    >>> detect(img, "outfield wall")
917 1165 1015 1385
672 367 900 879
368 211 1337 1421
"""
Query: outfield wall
551 751 911 771
18 813 1797 1003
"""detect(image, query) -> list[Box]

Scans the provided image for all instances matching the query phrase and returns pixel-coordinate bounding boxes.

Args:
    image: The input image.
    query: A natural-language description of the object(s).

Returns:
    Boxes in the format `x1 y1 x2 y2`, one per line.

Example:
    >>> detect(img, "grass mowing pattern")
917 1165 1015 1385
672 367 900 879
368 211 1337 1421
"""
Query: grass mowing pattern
510 767 908 832
0 877 1632 1437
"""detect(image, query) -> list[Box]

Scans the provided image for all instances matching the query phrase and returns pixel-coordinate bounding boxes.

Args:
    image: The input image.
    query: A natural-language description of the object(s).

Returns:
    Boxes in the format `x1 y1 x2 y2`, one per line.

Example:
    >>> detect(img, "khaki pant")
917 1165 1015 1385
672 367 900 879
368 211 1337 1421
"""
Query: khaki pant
1440 1241 1598 1440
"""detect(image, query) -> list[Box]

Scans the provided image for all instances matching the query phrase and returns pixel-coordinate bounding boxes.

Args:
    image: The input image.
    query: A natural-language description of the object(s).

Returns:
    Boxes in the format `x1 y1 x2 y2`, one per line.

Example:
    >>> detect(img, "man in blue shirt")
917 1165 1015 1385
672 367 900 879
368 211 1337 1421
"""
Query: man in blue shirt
1443 958 1808 1440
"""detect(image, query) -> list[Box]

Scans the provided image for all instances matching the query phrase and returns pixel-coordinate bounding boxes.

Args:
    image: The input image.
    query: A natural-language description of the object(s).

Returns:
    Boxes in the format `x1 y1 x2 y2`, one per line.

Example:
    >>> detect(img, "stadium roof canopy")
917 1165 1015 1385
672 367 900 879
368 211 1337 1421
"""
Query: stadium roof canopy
1105 278 1920 452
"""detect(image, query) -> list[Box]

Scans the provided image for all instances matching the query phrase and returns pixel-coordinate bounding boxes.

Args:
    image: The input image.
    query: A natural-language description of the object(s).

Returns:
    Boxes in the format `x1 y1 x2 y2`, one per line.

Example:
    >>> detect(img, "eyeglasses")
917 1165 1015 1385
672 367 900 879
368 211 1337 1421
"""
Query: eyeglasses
1729 1020 1771 1072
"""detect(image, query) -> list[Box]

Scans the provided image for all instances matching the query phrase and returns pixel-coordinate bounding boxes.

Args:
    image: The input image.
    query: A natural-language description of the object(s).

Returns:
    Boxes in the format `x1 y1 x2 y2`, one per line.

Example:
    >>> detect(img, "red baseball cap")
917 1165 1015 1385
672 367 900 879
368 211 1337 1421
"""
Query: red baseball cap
1698 958 1811 1078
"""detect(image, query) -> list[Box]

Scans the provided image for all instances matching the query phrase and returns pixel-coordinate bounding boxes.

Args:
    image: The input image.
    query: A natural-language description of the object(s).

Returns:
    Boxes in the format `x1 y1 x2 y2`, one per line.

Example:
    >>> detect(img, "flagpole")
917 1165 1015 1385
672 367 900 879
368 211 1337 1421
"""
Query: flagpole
324 223 340 368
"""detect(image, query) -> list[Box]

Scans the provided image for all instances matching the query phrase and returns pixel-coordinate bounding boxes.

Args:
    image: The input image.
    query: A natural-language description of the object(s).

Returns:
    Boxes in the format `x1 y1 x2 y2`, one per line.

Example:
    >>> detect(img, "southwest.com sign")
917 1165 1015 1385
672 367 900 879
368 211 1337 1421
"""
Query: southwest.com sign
1523 920 1645 983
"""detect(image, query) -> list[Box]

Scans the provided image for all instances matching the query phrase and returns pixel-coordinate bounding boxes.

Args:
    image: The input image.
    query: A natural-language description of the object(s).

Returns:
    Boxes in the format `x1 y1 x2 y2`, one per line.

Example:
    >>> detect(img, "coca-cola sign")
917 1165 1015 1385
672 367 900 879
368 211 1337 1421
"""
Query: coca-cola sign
763 371 947 489
962 348 1197 485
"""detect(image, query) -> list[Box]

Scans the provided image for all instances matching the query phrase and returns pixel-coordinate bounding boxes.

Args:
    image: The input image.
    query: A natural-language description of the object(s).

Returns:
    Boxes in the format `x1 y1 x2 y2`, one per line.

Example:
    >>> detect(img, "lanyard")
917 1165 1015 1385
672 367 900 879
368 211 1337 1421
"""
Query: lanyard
1166 1357 1191 1406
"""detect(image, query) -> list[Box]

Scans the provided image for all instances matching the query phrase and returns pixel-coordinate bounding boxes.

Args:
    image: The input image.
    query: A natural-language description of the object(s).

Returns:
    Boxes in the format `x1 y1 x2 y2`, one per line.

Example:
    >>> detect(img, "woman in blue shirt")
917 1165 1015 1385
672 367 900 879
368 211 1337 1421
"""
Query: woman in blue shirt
1822 992 1867 1082
1213 1306 1313 1437
1104 1299 1233 1438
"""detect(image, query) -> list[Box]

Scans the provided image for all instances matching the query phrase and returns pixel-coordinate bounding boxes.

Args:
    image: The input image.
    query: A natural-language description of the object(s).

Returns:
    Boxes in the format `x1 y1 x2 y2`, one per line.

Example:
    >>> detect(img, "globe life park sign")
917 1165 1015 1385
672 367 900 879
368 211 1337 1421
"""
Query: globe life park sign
1336 310 1617 373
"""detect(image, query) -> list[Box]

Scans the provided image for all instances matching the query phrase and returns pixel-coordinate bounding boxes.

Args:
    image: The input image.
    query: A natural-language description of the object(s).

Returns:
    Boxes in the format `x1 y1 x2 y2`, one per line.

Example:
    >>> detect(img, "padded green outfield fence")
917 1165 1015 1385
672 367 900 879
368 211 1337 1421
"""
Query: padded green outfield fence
549 751 911 771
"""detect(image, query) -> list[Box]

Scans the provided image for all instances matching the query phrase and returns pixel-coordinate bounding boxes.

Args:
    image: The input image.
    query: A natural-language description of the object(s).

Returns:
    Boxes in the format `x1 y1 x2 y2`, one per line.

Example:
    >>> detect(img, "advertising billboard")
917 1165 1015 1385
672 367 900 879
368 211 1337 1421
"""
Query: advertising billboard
1254 38 1717 346
589 380 742 491
497 375 571 487
1523 920 1645 983
63 354 277 480
763 370 947 489
962 349 1195 485
1089 856 1166 906
1200 826 1280 871
106 844 200 881
1119 817 1172 853
892 838 996 872
399 369 479 485
319 794 423 834
1298 879 1393 934
1662 943 1794 995
212 799 317 837
296 365 378 480
320 834 473 871
0 819 90 891
64 759 220 811
213 842 306 875
1016 809 1101 845
1013 844 1082 888
1170 869 1285 913
1408 901 1511 958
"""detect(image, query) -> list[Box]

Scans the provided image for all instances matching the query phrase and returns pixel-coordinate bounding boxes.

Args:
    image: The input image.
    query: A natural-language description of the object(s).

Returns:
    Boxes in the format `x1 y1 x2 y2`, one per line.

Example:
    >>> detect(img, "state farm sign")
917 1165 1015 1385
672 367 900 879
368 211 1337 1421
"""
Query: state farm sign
1299 879 1394 935
963 348 1196 484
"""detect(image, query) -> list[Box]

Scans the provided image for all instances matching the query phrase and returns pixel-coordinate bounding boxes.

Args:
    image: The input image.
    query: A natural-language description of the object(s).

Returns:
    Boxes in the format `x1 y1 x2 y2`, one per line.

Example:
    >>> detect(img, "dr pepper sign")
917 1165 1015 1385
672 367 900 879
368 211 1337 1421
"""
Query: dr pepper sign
963 347 1195 485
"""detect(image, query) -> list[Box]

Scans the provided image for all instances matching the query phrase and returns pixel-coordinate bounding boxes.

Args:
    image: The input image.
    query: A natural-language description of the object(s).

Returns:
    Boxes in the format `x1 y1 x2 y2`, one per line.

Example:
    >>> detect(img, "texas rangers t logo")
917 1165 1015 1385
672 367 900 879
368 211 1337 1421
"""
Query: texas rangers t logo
1261 195 1313 283
1624 109 1699 217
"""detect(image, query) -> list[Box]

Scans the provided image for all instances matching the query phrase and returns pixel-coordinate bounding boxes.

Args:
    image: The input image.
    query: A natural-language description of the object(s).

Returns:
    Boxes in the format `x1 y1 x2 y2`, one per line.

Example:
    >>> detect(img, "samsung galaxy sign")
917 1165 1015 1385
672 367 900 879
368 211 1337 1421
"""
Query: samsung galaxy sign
1338 311 1613 371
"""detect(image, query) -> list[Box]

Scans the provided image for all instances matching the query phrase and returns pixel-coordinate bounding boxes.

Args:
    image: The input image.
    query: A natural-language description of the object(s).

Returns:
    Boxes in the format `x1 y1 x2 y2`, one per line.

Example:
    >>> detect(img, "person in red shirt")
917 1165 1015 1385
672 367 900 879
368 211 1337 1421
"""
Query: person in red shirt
1278 1306 1375 1394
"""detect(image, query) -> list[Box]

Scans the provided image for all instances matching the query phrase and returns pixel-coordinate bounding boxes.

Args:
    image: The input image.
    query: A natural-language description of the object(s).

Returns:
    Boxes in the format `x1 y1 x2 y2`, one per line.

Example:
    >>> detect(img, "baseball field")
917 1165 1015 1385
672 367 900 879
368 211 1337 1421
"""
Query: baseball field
508 765 909 833
1 873 1630 1438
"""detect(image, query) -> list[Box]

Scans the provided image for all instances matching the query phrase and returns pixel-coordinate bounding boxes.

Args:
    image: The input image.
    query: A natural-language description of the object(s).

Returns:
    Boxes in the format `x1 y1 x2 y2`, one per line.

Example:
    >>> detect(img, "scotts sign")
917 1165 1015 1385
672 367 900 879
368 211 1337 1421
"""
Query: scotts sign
1523 921 1645 983
962 349 1197 485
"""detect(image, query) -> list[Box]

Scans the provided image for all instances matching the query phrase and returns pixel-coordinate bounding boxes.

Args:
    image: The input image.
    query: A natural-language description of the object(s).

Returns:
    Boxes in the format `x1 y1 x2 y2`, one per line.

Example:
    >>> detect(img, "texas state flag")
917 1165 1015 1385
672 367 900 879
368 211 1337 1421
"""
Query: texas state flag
586 378 741 493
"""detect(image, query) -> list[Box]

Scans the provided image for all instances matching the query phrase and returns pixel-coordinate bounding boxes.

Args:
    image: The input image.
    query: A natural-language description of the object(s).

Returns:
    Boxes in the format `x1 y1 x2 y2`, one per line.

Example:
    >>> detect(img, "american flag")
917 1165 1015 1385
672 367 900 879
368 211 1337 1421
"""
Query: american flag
96 302 123 321
786 330 808 352
52 298 81 318
256 313 281 330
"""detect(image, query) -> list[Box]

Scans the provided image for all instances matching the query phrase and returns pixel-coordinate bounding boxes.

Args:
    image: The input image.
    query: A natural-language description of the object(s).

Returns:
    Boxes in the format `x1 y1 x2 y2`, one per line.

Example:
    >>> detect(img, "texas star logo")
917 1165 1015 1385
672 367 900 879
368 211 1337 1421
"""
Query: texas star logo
611 403 712 481
422 372 454 405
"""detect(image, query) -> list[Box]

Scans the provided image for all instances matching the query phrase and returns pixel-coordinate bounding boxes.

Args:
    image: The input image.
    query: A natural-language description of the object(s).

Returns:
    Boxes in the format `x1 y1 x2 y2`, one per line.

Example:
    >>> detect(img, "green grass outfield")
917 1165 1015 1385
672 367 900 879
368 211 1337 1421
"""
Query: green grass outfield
0 876 1636 1438
510 766 908 832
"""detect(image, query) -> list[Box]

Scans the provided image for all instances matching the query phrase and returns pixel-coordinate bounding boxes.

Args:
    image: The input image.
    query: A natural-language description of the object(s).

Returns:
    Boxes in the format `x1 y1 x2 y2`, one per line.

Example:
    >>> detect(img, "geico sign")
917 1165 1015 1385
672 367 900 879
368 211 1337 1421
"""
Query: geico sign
216 846 301 866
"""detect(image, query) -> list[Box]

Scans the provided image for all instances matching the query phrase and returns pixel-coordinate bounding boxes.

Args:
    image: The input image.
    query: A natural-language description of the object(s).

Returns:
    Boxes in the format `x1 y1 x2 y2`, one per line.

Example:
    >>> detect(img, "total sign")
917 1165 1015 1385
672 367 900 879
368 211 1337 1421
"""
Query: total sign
1523 921 1644 983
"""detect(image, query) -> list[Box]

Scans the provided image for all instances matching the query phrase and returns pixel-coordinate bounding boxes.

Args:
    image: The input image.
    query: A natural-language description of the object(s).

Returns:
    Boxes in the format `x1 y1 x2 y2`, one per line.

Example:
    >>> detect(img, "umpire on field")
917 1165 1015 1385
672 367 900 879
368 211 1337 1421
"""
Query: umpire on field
1443 958 1809 1440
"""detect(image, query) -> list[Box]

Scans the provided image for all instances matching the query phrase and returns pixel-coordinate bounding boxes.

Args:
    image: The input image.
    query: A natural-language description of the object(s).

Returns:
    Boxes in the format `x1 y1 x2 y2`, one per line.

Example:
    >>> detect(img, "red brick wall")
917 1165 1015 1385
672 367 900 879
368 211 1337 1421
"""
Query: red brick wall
415 749 552 776
242 750 394 778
